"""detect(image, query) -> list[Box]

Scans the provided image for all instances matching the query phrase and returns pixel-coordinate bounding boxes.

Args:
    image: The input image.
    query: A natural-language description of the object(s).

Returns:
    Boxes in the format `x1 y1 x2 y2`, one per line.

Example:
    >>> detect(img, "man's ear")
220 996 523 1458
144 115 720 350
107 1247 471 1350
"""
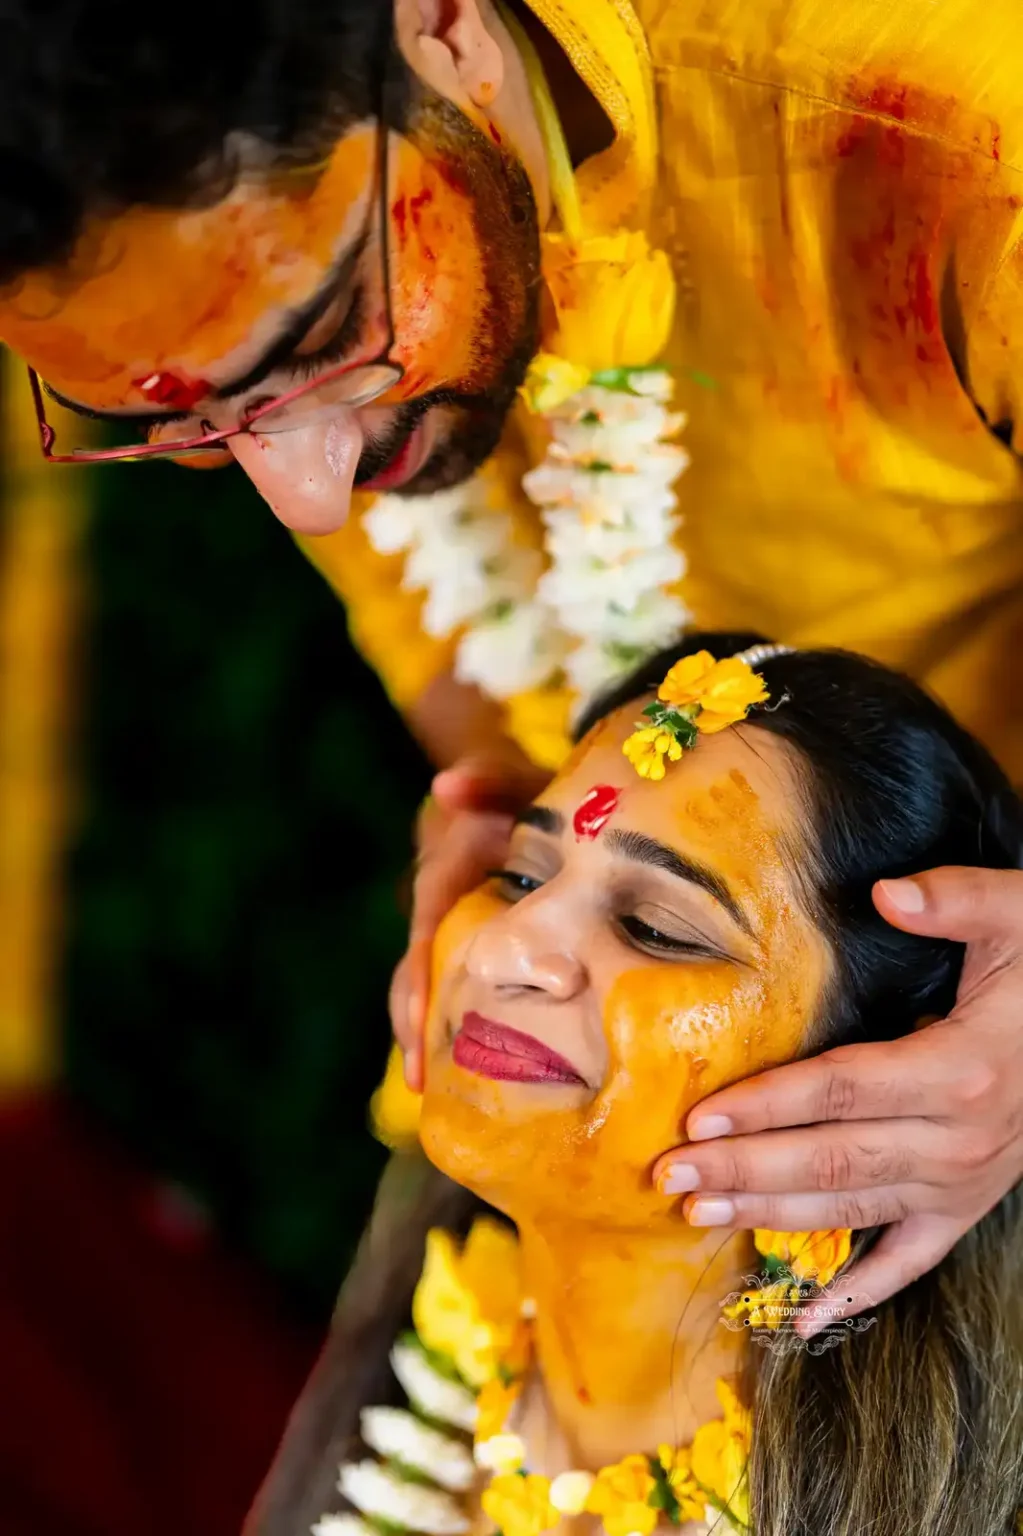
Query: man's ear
396 0 505 113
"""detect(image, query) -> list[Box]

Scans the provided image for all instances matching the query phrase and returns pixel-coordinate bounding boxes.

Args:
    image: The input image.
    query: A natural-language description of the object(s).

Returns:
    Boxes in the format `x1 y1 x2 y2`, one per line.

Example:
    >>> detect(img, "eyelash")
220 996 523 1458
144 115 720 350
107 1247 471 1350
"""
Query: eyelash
287 286 366 383
486 870 721 959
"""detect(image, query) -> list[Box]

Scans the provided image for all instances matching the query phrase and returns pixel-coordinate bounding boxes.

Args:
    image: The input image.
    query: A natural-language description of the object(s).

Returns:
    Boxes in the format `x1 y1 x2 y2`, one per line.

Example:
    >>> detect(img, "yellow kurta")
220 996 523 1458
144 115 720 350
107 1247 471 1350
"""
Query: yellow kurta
302 0 1023 781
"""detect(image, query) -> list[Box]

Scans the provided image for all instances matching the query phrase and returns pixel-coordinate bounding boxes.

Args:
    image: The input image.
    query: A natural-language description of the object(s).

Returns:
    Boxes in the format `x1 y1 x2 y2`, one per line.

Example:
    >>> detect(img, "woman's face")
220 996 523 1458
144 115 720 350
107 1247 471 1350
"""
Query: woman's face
419 705 832 1229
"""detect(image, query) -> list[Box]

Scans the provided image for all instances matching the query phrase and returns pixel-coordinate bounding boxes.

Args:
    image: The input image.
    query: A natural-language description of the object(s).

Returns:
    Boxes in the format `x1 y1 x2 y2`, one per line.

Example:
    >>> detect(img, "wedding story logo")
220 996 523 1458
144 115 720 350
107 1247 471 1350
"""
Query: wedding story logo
719 1266 878 1357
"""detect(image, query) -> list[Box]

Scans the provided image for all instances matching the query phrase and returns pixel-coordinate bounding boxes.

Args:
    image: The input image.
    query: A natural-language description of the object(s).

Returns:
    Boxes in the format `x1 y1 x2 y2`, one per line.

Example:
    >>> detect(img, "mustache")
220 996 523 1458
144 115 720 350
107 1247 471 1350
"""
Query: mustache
354 385 486 485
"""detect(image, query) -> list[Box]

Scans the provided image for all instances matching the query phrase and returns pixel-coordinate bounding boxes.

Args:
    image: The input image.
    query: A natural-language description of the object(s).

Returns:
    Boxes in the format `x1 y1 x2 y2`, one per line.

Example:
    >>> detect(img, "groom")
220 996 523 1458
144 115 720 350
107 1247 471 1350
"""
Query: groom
2 0 1023 1337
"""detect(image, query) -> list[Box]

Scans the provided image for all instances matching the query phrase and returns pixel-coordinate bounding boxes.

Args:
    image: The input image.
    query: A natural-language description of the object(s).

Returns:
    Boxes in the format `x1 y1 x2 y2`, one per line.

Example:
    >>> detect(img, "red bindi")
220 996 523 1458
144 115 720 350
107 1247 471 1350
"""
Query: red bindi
573 784 621 841
134 371 211 413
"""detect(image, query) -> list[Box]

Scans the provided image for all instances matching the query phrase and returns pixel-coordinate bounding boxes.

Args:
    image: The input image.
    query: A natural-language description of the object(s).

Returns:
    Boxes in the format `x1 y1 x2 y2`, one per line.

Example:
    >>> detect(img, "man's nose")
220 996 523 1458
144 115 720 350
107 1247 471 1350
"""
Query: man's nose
227 412 365 536
465 913 586 1001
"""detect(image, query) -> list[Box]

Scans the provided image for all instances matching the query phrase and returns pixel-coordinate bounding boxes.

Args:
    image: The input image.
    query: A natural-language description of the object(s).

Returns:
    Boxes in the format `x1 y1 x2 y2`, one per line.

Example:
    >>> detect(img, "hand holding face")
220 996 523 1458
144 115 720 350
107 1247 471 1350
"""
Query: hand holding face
654 865 1023 1333
390 750 550 1089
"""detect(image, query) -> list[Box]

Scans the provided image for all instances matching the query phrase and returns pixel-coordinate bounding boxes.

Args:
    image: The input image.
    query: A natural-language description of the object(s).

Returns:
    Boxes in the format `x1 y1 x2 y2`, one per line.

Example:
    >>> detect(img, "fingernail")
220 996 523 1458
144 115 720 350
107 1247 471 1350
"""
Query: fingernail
688 1114 733 1142
796 1310 827 1340
879 878 926 914
687 1197 735 1226
659 1162 701 1195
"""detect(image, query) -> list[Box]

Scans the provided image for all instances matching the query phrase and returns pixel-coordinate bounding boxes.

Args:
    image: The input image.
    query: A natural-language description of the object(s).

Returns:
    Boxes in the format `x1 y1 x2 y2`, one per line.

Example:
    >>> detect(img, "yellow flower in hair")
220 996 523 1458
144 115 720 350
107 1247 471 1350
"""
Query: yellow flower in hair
659 652 769 734
412 1219 524 1387
482 1474 560 1536
585 1453 658 1536
691 1378 752 1530
722 1279 801 1330
754 1228 852 1288
657 1445 707 1523
622 724 683 780
540 230 676 371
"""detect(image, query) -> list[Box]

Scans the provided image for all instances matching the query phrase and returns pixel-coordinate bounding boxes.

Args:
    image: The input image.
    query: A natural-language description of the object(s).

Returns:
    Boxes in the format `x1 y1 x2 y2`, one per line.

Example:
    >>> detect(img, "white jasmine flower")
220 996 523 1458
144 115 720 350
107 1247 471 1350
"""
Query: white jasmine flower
549 1471 596 1516
363 486 468 555
419 545 542 639
338 1461 469 1535
311 1516 376 1536
456 603 565 699
360 1407 477 1492
551 408 685 463
390 1341 477 1433
540 546 685 617
473 1433 527 1474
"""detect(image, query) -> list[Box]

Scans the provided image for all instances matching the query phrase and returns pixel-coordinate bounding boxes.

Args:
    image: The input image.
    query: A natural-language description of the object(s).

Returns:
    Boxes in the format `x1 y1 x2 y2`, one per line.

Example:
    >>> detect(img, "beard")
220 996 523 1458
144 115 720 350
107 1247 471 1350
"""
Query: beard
354 91 541 496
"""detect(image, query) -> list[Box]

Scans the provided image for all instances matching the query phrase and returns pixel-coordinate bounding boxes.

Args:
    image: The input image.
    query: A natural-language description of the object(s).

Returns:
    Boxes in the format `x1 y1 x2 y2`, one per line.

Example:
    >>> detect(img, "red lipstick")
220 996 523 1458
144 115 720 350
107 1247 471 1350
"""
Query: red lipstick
453 1011 584 1085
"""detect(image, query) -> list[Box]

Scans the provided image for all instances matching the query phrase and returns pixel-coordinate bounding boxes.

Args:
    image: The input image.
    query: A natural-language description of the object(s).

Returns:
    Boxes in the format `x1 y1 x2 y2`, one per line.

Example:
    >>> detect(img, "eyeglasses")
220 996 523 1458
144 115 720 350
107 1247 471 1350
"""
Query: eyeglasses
28 98 403 464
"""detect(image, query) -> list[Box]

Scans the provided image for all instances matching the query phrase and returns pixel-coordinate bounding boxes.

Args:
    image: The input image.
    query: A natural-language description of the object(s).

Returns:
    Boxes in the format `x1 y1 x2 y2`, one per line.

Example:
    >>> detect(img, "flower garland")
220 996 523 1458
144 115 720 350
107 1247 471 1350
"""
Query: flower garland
312 1218 853 1536
362 24 690 717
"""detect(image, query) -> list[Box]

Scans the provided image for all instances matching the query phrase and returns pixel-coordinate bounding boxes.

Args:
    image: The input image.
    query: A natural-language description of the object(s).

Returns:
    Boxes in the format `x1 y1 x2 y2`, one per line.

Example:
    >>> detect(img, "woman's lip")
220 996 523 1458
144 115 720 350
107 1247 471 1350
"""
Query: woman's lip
453 1011 585 1085
360 417 432 492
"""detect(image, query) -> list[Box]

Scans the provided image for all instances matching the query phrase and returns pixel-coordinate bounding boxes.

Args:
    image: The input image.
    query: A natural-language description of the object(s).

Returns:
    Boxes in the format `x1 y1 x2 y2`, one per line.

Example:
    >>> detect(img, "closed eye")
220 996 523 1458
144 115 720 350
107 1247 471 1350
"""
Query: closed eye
488 868 544 901
284 285 366 384
616 913 729 961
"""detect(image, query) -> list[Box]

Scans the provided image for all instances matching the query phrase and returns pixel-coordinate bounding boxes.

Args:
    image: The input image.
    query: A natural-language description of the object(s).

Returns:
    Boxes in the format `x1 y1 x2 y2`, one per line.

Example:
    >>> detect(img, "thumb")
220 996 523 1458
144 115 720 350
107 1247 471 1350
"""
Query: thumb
873 865 1023 945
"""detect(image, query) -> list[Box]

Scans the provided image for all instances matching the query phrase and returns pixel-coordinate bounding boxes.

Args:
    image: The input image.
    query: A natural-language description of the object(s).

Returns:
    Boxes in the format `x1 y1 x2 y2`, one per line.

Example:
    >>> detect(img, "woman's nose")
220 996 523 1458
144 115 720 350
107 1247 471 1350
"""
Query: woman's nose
226 412 365 535
465 917 585 1001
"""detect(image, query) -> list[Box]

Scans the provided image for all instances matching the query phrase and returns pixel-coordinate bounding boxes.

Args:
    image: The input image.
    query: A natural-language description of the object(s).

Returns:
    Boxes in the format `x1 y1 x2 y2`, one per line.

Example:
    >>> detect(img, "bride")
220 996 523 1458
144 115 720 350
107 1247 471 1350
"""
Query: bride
260 633 1023 1536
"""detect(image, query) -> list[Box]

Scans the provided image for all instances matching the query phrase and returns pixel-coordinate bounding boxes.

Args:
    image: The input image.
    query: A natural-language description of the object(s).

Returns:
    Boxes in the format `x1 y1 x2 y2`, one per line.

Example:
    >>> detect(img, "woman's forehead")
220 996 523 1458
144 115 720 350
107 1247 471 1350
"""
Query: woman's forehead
0 126 377 407
546 709 804 874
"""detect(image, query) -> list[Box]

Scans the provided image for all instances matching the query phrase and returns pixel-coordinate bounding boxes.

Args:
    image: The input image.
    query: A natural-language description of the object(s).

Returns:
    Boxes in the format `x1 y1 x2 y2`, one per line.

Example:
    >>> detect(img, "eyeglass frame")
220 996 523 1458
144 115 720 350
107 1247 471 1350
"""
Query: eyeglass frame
26 78 404 465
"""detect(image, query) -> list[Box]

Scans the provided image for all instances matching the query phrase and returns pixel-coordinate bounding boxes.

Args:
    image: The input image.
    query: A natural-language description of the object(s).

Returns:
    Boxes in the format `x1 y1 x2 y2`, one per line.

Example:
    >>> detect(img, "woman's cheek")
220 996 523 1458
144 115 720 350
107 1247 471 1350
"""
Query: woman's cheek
596 963 806 1164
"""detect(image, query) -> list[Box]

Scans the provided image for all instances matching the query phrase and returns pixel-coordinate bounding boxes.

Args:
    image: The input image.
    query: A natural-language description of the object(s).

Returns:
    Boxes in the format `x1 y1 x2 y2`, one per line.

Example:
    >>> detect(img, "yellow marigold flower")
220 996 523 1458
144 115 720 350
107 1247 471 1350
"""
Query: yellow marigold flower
585 1453 658 1536
475 1379 521 1443
520 352 592 414
754 1228 852 1287
369 1043 422 1149
657 1445 707 1523
412 1219 523 1387
659 652 768 736
541 230 676 371
482 1474 559 1536
691 1379 752 1531
722 1279 800 1330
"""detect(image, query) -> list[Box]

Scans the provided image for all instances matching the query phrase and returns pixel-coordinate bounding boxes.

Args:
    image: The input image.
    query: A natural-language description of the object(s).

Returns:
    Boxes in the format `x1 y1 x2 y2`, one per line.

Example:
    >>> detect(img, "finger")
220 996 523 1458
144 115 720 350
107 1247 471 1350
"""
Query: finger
685 1034 962 1140
796 1213 964 1336
389 951 415 1054
655 1120 945 1198
432 756 549 815
409 810 513 943
389 946 426 1091
874 865 1023 946
678 1183 932 1233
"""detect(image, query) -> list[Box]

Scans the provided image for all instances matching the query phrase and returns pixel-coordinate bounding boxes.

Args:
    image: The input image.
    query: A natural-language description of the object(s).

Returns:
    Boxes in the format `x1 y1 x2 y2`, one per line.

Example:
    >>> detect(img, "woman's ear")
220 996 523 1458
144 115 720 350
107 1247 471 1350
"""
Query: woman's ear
397 0 506 114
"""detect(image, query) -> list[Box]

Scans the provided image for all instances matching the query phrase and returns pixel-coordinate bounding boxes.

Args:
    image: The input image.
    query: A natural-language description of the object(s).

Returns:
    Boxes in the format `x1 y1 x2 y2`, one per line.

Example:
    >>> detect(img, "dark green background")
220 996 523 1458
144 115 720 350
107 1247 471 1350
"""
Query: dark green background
62 460 430 1314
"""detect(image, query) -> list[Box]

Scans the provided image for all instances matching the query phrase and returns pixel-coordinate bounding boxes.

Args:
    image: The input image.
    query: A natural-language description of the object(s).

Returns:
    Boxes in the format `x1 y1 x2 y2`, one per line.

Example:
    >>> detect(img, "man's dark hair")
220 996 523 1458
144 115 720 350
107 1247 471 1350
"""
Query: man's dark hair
0 0 409 284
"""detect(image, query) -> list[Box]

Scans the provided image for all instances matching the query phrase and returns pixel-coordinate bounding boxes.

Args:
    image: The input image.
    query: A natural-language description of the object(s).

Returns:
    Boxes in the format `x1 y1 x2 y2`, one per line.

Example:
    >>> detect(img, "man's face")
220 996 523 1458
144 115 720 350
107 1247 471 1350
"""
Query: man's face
0 92 540 533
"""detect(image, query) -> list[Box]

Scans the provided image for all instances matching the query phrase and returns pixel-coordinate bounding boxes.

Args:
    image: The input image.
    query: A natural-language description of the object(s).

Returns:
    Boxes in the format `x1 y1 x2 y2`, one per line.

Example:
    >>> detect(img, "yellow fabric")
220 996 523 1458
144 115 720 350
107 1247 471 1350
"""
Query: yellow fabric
0 350 85 1085
304 0 1023 786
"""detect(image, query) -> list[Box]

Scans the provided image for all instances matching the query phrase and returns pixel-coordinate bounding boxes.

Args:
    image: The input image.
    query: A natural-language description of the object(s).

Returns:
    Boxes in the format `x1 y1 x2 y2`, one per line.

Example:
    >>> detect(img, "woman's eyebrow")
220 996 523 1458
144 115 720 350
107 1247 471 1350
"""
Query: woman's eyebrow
605 828 754 937
514 805 564 836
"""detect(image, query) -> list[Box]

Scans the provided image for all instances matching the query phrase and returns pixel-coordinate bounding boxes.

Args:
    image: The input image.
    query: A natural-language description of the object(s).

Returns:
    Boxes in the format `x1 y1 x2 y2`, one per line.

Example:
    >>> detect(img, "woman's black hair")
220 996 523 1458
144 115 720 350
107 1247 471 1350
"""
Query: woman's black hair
576 631 1023 1046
